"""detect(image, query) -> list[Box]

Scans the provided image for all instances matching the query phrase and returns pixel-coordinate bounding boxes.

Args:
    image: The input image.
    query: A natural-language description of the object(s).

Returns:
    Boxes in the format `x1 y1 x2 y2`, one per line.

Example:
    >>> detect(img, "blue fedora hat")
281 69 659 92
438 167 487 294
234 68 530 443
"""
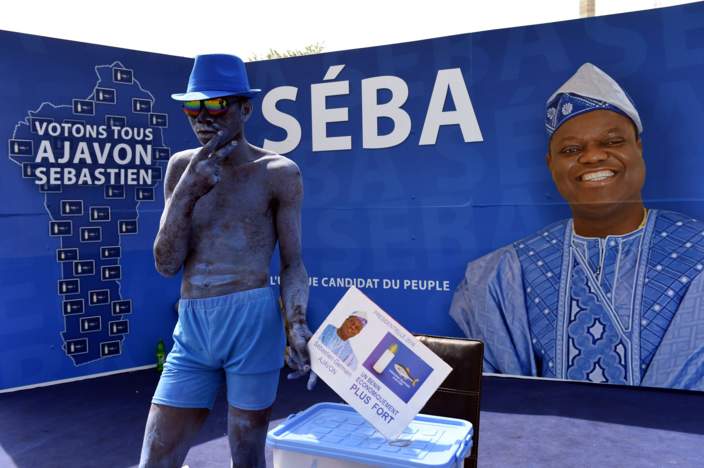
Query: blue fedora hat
171 54 261 101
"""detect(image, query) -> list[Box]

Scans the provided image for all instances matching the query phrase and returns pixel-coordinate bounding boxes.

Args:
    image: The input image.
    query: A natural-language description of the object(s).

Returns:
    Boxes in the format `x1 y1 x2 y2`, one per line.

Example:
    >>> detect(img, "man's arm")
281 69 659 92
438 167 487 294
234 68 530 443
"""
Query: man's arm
153 132 237 276
450 246 537 376
642 270 704 391
153 151 194 276
272 158 315 387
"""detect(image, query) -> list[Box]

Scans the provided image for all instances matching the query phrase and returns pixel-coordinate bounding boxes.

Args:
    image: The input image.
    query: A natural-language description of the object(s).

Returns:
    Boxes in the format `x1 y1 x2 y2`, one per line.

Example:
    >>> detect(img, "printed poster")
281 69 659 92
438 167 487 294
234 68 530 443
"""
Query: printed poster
309 287 452 439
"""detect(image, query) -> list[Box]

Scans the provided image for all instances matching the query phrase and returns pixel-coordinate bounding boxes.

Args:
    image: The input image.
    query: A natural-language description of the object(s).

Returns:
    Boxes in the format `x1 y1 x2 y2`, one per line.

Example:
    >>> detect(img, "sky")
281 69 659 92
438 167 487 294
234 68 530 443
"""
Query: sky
0 0 698 60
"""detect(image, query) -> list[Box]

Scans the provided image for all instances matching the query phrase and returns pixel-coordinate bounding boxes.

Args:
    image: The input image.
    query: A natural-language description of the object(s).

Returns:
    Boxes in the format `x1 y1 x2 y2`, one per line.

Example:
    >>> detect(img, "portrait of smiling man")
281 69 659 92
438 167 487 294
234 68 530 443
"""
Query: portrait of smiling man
451 63 704 391
139 54 314 468
319 311 368 370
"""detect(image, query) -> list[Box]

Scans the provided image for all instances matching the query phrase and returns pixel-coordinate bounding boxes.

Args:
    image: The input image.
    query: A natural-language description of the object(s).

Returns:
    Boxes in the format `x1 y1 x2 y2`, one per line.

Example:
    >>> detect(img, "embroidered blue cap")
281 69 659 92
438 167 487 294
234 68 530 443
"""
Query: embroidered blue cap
350 310 368 326
545 63 642 138
171 54 261 101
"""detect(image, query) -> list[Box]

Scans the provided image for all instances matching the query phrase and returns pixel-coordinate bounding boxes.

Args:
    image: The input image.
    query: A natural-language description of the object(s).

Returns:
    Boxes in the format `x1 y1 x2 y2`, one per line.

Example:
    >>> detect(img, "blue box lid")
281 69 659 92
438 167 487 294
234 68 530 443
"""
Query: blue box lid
266 402 473 468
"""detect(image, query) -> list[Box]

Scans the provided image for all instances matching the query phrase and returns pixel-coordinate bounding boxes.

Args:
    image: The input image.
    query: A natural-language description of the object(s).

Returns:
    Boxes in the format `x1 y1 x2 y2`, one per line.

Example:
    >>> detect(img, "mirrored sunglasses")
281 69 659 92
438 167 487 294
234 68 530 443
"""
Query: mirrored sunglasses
182 97 232 117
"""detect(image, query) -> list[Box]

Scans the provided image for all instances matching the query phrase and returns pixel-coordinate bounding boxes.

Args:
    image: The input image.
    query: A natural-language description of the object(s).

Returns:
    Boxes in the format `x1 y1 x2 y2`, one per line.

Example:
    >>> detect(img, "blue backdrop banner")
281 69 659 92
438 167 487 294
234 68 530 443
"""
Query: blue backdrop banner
2 2 704 391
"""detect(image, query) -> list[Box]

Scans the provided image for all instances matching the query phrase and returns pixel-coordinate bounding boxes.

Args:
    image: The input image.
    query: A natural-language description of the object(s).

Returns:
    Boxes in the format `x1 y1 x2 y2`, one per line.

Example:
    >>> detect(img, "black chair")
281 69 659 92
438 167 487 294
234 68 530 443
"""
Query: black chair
415 334 484 468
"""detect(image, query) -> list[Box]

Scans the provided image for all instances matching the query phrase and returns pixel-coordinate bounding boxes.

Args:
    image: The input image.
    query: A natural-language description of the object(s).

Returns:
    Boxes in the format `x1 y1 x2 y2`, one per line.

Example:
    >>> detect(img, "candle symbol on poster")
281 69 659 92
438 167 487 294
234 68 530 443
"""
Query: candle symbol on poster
373 343 398 374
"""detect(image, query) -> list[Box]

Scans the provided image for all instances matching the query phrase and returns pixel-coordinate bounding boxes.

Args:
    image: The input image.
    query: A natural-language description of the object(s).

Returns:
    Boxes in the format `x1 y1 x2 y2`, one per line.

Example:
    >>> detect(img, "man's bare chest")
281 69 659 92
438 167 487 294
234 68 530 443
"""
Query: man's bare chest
190 172 275 232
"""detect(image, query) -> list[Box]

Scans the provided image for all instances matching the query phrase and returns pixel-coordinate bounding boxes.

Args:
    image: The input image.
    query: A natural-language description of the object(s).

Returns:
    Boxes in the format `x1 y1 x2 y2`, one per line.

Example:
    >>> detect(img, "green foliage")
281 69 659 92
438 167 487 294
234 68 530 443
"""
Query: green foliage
248 42 325 61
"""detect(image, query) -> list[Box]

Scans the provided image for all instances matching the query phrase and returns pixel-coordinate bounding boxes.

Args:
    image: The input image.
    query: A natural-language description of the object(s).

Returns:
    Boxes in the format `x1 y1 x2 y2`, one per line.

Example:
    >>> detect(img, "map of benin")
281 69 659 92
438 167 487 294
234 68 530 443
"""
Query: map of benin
8 62 170 365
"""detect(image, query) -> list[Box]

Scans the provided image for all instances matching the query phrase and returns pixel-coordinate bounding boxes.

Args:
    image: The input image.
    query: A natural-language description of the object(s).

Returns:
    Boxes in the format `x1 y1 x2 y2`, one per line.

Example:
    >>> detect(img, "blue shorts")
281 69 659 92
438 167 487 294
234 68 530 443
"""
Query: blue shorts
152 287 285 410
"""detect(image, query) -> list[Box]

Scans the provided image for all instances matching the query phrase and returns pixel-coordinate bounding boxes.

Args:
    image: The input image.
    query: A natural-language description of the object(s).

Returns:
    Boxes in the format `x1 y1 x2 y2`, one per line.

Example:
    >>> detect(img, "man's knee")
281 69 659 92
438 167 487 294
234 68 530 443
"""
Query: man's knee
140 404 208 468
227 406 271 468
227 405 271 433
140 429 185 467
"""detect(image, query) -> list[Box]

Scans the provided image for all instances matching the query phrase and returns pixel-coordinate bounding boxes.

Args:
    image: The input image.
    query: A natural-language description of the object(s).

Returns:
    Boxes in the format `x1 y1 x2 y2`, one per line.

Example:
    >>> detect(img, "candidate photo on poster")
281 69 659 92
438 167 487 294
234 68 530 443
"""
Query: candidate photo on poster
319 310 368 370
450 63 704 392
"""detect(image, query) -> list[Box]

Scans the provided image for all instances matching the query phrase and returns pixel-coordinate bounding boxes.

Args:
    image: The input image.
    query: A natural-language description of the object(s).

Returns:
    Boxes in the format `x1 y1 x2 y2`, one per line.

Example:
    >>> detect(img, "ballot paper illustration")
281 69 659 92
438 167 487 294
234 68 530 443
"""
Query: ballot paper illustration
309 287 452 440
363 333 433 403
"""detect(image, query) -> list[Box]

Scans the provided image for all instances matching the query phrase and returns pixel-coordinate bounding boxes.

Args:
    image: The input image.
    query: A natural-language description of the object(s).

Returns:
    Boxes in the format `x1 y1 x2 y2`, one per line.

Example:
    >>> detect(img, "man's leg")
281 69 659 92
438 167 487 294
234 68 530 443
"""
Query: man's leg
139 403 209 468
227 405 272 468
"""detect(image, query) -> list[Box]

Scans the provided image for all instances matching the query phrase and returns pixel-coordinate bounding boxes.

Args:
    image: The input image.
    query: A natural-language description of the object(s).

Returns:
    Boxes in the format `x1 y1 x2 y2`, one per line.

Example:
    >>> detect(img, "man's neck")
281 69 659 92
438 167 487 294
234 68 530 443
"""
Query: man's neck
223 135 258 166
572 203 647 238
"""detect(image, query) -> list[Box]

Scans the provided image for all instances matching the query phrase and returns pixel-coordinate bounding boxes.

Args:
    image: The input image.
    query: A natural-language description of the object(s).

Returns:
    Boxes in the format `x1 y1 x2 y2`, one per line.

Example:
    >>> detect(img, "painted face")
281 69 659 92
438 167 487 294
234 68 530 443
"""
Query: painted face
338 316 365 341
547 110 645 217
185 96 250 146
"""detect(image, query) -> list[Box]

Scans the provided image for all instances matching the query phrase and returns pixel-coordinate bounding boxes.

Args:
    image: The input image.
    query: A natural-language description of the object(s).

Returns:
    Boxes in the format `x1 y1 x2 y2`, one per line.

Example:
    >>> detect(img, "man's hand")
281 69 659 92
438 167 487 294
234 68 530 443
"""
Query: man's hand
182 131 238 199
285 321 317 390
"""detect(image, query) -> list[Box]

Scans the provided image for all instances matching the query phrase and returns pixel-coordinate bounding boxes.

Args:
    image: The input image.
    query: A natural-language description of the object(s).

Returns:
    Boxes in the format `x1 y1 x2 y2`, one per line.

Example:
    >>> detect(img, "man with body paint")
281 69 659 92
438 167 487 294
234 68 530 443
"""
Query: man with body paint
319 311 368 369
139 54 315 468
451 63 704 391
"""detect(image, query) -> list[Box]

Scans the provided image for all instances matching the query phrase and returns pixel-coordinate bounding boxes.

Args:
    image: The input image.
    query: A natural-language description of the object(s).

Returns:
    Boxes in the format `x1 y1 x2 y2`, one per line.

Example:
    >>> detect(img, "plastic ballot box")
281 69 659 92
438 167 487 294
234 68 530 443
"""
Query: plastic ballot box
266 402 473 468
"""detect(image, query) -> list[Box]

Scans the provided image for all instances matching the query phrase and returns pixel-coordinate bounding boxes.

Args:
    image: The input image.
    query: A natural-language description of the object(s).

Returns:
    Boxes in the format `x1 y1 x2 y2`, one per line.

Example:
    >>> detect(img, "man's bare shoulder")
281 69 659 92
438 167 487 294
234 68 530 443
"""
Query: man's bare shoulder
162 148 201 193
256 150 301 179
253 150 303 201
168 147 200 169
